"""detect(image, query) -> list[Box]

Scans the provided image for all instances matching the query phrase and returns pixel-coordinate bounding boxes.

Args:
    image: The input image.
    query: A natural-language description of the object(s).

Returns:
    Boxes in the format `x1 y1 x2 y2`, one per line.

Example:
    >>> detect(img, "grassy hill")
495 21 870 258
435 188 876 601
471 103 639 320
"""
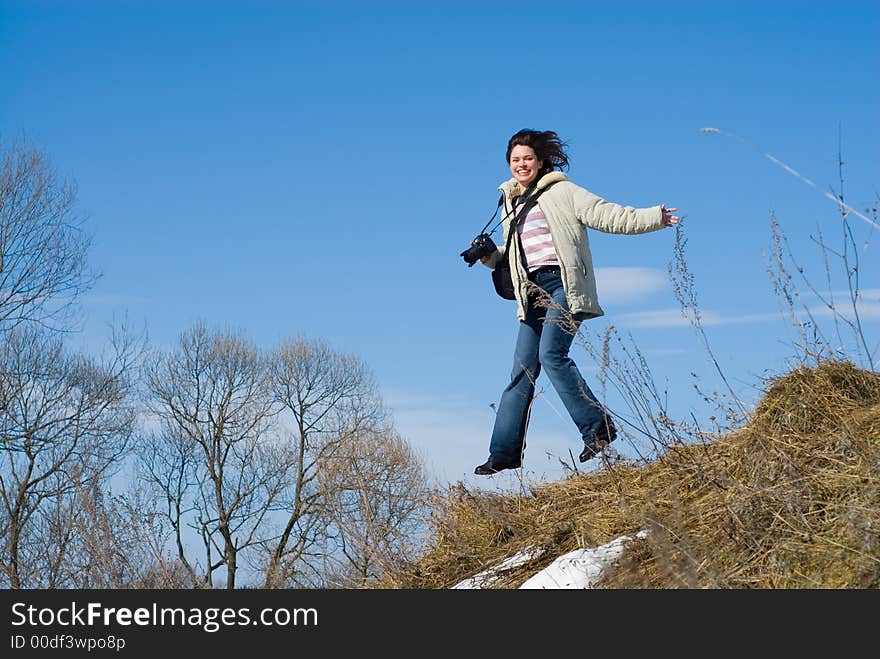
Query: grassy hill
388 360 880 588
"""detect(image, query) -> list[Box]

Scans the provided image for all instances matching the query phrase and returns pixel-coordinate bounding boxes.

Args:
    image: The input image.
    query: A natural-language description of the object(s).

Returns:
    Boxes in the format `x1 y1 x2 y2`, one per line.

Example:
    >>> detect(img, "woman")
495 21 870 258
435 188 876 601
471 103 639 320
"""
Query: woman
472 129 679 475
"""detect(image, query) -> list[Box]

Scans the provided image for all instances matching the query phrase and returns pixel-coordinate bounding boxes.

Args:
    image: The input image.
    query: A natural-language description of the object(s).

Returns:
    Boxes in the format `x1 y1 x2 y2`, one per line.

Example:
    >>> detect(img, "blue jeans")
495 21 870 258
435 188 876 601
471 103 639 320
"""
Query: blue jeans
488 269 605 465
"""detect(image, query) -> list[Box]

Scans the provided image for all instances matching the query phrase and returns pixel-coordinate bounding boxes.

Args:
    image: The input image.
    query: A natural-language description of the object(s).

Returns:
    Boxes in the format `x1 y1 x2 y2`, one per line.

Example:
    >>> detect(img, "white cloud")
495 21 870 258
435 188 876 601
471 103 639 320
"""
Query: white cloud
595 267 667 303
612 299 880 329
802 288 880 303
775 288 880 320
852 288 880 300
805 301 880 320
615 307 785 329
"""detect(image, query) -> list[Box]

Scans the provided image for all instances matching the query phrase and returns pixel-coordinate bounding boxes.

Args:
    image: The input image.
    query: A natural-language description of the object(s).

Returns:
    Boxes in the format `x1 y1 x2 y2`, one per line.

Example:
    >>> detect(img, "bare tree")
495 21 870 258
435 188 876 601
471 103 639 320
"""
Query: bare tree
0 139 96 332
140 329 430 589
318 427 431 588
142 322 288 588
260 337 391 588
65 479 192 588
0 324 139 588
136 425 201 585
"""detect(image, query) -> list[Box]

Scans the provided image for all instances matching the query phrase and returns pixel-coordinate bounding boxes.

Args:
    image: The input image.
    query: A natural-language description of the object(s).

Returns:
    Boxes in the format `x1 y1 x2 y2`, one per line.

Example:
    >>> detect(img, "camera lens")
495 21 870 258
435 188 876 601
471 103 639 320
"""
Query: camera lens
460 234 495 266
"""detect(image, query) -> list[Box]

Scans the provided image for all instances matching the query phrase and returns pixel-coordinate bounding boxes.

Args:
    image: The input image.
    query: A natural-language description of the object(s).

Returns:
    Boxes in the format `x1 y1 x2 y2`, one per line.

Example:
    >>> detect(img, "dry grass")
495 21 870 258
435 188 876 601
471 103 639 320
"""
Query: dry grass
386 360 880 589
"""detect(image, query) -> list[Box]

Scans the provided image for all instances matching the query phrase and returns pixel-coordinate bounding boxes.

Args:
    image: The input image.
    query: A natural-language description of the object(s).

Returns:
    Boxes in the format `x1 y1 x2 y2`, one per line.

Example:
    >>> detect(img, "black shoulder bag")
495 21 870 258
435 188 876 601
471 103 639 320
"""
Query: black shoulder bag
492 185 549 300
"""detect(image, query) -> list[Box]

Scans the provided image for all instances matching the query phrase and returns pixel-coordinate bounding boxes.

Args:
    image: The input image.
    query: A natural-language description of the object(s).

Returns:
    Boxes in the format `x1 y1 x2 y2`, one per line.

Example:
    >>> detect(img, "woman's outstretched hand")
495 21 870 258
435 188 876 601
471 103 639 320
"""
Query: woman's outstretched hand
661 205 680 227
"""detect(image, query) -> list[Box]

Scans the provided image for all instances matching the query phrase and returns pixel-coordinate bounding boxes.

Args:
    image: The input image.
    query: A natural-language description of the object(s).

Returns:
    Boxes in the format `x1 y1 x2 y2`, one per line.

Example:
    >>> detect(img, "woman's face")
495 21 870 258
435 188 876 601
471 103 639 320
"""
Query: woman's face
509 144 543 189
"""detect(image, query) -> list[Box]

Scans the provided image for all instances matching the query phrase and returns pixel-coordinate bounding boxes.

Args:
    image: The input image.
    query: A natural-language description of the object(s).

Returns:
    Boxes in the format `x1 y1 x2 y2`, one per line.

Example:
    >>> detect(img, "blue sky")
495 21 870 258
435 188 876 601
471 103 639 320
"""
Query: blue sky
2 0 878 490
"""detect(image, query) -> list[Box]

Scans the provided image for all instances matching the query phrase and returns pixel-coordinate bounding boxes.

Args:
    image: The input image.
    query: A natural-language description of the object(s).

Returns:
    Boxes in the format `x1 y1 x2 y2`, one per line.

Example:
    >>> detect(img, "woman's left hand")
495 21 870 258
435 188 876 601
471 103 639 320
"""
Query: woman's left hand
661 205 680 227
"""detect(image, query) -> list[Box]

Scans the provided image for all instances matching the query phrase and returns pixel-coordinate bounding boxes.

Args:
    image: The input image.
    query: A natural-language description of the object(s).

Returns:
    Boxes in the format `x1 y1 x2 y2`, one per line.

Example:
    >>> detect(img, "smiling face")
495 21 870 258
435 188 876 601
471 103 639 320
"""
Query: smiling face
509 144 543 189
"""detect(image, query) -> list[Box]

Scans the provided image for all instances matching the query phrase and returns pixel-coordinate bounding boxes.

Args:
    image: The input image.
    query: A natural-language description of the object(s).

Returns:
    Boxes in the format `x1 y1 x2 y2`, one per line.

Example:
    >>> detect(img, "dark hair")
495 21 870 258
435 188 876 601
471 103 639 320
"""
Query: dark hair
506 129 570 178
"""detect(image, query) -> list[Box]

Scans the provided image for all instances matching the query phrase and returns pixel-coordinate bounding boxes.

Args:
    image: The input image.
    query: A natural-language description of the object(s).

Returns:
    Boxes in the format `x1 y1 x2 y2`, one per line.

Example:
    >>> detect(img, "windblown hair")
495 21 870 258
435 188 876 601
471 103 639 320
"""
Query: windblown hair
505 129 570 178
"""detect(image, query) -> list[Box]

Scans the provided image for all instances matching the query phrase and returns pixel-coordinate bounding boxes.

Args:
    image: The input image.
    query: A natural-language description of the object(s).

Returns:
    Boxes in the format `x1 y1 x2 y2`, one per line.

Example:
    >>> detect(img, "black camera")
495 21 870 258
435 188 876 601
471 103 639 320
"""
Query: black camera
460 233 497 267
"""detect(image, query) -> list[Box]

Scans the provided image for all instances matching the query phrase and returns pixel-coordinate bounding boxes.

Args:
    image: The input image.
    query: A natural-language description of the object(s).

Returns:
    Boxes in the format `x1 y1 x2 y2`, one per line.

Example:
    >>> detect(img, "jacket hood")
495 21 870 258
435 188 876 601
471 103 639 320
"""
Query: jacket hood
499 171 568 197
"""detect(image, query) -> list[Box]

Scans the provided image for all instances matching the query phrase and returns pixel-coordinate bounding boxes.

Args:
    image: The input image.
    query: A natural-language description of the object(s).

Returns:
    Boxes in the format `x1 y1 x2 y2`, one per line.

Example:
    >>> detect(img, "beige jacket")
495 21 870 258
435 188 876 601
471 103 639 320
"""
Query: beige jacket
482 171 666 321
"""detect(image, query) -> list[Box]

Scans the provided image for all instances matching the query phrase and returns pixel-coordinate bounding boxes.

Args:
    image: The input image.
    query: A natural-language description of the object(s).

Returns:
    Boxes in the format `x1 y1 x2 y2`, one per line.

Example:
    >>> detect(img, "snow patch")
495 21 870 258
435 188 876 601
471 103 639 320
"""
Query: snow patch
451 531 648 589
520 531 649 589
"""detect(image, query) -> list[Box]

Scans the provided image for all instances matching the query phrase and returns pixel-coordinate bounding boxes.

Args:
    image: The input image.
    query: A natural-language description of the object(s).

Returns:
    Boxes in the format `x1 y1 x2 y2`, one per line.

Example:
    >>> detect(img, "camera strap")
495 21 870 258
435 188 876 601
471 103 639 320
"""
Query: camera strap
499 182 550 261
480 183 537 236
477 193 506 237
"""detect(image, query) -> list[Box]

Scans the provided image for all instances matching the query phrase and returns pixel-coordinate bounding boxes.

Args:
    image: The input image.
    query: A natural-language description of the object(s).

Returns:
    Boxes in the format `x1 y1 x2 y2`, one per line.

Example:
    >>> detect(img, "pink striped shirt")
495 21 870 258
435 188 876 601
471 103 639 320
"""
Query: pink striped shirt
515 199 559 272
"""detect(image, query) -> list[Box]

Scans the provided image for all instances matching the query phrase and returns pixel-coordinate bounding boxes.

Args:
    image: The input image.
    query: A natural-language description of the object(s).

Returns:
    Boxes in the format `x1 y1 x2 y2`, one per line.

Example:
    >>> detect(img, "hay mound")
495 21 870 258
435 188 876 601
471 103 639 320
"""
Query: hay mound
750 360 880 434
391 360 880 589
